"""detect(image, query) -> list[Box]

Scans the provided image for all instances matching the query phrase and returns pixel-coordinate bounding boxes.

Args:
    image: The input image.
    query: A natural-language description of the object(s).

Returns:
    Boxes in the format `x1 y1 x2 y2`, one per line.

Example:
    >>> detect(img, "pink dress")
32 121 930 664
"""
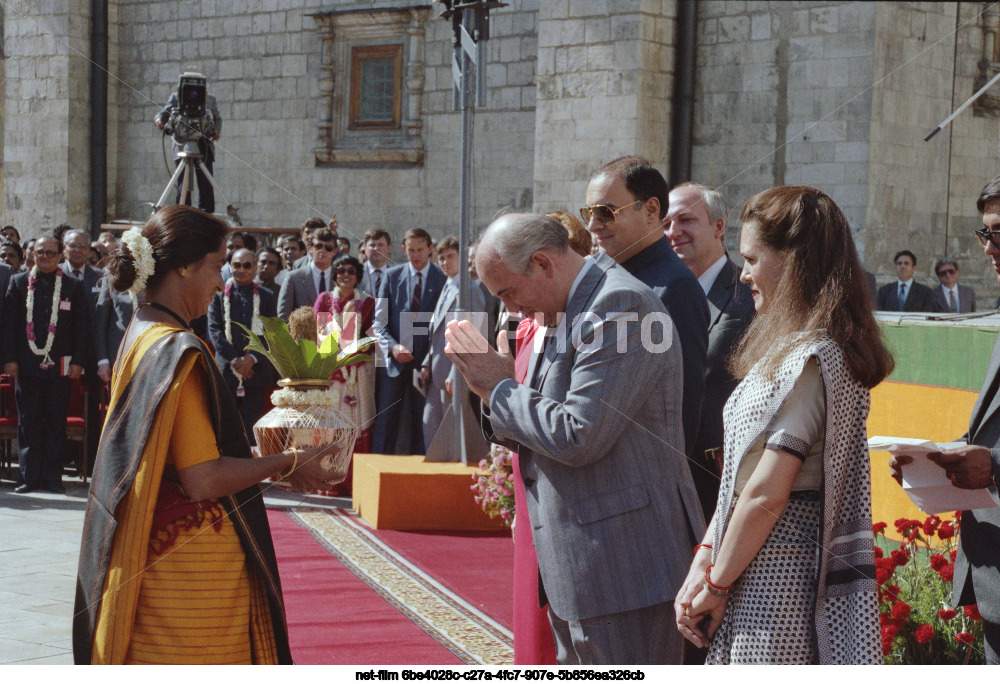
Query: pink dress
512 318 557 665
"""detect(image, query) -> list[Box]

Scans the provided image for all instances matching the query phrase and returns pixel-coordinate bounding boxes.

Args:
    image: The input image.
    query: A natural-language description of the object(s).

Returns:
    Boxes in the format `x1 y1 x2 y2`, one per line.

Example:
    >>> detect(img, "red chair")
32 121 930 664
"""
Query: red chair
0 375 16 481
66 378 89 483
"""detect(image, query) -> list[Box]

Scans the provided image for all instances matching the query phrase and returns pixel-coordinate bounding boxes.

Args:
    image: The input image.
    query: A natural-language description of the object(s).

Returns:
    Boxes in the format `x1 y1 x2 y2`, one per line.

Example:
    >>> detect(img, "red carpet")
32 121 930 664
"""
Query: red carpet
371 528 514 628
268 509 514 665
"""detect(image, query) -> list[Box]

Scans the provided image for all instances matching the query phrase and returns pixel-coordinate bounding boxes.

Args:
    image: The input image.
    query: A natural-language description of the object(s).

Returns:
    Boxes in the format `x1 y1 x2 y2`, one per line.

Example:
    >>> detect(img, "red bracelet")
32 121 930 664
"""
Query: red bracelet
694 543 713 553
704 564 737 592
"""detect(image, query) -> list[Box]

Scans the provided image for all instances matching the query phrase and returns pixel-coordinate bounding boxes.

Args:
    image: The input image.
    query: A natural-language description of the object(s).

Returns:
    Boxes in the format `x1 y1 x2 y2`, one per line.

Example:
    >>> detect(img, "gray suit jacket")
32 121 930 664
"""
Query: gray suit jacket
954 332 1000 623
482 254 706 621
277 265 320 320
933 284 976 314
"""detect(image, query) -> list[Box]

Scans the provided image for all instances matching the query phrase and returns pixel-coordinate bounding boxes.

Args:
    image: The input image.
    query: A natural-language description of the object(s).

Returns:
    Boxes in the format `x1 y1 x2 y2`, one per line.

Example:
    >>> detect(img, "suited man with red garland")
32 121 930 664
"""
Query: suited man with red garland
1 235 92 493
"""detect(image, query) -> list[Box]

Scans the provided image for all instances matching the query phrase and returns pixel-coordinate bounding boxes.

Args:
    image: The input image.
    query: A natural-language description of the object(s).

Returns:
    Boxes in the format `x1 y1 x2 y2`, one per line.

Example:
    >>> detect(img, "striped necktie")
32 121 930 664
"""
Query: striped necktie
949 289 958 313
410 271 423 311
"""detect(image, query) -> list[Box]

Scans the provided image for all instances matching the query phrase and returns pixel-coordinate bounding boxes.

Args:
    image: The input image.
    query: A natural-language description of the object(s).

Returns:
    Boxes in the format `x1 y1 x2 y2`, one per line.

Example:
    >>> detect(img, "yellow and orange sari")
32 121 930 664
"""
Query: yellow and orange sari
74 323 290 664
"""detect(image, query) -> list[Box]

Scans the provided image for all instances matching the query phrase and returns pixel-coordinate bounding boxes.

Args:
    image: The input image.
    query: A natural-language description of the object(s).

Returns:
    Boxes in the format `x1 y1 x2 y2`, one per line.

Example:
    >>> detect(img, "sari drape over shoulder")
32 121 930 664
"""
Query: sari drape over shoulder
73 324 292 664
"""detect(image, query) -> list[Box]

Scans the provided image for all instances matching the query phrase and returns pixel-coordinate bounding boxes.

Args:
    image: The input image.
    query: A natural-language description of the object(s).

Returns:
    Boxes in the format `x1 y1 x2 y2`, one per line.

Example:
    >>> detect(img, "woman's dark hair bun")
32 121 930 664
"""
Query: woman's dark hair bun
106 241 138 293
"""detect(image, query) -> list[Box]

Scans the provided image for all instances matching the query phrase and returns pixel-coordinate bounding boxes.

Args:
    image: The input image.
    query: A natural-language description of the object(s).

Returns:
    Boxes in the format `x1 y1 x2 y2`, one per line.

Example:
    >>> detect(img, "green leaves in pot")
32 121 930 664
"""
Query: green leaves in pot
236 315 375 381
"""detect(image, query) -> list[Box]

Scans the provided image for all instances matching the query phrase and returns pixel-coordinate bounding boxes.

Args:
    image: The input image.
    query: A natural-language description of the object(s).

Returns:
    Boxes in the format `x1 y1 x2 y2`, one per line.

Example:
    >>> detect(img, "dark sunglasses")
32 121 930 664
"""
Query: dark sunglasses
975 228 1000 250
579 199 642 225
34 249 59 258
232 261 254 269
937 268 956 276
336 266 358 276
313 242 336 252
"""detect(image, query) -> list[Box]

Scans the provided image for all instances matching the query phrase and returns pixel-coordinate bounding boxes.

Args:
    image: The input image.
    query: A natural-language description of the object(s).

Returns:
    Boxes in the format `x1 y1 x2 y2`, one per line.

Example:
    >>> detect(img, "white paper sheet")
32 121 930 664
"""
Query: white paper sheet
867 436 998 514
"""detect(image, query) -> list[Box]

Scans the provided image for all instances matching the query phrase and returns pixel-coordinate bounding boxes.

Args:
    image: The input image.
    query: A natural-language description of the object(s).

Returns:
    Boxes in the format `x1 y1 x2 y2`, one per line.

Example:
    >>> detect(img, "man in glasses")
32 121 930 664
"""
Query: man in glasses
583 156 709 463
373 227 446 454
890 174 1000 663
875 250 938 312
208 247 277 442
293 216 339 269
932 258 975 314
2 235 92 494
278 228 338 320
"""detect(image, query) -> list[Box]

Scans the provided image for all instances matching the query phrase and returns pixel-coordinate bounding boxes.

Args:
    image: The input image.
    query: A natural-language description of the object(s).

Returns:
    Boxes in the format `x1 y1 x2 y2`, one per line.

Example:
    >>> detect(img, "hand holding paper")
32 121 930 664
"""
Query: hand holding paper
869 436 998 514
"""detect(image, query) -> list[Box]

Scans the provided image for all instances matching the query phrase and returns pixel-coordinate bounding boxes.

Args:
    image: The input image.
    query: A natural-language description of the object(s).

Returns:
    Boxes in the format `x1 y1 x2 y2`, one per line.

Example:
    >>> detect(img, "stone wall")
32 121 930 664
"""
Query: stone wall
691 1 876 260
532 0 676 214
107 0 537 254
4 0 92 234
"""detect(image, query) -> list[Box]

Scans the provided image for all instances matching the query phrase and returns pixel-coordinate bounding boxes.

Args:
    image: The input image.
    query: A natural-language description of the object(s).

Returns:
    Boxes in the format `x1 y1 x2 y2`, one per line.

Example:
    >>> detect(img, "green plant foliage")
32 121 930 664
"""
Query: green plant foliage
236 316 375 381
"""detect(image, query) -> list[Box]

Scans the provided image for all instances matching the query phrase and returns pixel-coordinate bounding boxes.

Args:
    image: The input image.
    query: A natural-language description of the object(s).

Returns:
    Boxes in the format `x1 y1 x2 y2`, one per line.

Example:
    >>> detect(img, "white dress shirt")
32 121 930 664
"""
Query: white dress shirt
697 255 729 295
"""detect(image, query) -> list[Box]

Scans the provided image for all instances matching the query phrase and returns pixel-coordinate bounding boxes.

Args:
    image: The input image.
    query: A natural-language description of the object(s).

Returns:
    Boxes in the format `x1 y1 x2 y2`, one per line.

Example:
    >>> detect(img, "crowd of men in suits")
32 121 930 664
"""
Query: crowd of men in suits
875 249 978 314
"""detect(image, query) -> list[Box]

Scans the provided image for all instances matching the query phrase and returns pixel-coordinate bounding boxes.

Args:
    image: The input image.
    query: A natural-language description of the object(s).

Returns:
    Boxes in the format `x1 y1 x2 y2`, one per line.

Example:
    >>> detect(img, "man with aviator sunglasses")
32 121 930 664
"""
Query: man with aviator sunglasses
277 228 338 320
932 258 975 314
582 156 709 462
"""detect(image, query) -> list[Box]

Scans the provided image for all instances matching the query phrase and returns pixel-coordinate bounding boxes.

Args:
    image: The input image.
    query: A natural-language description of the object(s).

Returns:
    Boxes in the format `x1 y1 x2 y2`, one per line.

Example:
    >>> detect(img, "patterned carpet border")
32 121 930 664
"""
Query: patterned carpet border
288 508 514 665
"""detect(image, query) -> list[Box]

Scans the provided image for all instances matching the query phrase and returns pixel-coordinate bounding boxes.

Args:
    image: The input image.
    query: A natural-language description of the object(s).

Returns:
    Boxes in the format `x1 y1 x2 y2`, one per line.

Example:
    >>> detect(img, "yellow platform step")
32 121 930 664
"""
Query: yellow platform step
352 453 510 532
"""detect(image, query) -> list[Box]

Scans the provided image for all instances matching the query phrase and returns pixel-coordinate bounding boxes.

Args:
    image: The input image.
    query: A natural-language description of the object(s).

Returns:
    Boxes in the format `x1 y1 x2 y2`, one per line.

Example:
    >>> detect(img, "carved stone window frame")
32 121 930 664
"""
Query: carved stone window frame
975 2 1000 116
312 6 430 166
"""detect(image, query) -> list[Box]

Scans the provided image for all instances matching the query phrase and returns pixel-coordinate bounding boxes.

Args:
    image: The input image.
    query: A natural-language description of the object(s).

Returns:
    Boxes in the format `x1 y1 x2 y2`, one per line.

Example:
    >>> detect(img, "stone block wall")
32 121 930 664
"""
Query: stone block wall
691 1 876 261
108 0 537 254
4 0 92 235
532 0 676 214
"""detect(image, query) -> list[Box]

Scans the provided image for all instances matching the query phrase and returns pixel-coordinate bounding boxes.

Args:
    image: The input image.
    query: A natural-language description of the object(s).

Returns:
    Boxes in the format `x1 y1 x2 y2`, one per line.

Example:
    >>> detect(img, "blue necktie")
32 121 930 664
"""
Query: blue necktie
898 283 907 311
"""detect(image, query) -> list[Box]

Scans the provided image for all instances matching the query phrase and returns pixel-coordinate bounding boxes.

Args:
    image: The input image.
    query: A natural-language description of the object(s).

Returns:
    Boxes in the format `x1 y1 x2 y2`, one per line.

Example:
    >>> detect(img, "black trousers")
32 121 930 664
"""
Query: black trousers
174 155 215 213
234 385 267 447
16 376 71 489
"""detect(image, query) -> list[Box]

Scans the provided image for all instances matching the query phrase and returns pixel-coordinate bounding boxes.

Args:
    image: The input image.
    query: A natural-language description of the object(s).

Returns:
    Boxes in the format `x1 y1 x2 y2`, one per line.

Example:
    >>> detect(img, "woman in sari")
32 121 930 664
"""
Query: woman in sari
314 253 376 496
74 206 332 664
675 186 894 664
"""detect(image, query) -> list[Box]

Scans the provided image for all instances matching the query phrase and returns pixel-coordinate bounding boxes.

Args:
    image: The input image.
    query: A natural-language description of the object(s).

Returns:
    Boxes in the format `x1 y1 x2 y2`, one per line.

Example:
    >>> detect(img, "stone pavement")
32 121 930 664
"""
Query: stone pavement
0 475 347 665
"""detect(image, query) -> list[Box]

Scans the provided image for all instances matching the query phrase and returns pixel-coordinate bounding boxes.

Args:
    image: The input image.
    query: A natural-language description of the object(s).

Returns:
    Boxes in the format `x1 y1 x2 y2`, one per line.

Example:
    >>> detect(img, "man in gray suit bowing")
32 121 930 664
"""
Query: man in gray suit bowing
446 213 705 665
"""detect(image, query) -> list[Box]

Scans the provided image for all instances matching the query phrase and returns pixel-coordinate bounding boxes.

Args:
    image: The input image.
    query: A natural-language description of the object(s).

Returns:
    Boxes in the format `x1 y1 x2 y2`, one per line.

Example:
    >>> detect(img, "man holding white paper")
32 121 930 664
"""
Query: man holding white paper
890 175 1000 664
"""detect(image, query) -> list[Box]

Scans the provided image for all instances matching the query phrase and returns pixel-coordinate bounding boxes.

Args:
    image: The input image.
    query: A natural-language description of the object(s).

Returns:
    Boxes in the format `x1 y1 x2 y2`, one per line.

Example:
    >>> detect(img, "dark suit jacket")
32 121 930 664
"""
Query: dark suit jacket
932 284 976 314
207 284 278 389
1 270 92 377
94 279 135 366
359 264 389 298
953 332 1000 624
375 263 447 377
0 263 10 340
876 280 940 312
688 259 755 519
620 237 709 456
64 264 104 317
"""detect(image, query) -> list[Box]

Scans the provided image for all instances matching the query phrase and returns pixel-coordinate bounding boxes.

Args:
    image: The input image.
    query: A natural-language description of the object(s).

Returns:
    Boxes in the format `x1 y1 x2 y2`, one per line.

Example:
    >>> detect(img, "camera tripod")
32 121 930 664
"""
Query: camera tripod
153 139 241 224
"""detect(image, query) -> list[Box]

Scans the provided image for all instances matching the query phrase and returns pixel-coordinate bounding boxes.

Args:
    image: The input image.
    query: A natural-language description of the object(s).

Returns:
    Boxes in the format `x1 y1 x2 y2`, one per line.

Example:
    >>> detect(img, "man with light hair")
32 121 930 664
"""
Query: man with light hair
663 182 755 521
446 212 705 665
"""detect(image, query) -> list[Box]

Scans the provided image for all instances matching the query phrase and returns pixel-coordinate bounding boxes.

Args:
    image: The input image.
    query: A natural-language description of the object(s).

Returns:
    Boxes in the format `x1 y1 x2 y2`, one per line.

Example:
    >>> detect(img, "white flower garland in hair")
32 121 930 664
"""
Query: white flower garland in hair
25 265 63 370
121 227 155 293
270 387 336 408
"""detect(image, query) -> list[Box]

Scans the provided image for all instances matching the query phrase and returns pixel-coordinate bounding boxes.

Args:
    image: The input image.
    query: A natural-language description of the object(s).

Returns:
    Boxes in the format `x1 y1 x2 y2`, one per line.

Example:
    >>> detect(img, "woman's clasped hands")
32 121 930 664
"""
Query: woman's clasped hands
674 550 728 649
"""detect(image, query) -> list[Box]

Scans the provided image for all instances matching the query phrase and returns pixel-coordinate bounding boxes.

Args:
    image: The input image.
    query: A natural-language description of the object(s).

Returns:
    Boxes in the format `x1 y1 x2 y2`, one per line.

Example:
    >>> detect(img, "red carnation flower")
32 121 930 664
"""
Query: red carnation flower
938 608 959 621
882 623 899 640
876 567 892 585
939 564 955 582
929 553 947 571
915 624 934 644
891 602 912 620
893 517 909 532
882 637 894 656
883 584 901 603
938 521 955 539
956 632 974 645
873 522 887 535
880 612 893 626
964 605 982 621
891 549 909 568
950 550 957 562
874 546 883 559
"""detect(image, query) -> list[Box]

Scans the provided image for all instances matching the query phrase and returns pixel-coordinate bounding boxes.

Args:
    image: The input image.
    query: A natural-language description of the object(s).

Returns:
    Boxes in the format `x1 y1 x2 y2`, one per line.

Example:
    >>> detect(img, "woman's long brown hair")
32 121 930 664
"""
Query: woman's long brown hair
728 185 894 388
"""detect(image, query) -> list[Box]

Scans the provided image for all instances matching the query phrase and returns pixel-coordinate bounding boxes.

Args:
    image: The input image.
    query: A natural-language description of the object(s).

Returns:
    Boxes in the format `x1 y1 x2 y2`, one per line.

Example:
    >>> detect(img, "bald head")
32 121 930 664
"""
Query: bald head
476 213 585 326
476 213 572 274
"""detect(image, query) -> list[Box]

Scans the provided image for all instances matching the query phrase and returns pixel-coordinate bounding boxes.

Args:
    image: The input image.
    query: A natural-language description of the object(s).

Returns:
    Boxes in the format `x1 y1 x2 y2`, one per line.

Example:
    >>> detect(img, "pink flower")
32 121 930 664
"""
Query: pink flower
47 324 56 334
